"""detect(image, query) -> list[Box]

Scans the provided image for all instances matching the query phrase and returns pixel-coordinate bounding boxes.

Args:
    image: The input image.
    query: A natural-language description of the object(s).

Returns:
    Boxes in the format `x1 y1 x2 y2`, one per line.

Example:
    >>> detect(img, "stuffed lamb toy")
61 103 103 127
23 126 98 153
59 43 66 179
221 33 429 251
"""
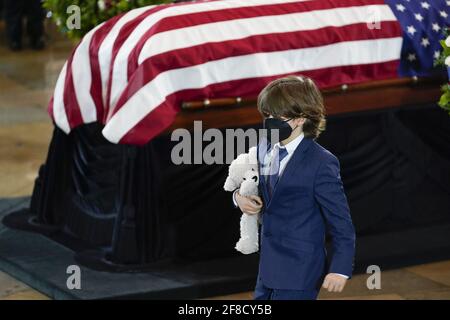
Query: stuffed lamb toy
224 147 260 254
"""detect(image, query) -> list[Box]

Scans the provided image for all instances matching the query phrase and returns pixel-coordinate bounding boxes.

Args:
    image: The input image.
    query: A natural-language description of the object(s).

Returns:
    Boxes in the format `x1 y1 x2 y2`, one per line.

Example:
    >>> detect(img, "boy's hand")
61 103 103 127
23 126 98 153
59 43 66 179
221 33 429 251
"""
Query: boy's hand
235 192 263 215
322 273 347 293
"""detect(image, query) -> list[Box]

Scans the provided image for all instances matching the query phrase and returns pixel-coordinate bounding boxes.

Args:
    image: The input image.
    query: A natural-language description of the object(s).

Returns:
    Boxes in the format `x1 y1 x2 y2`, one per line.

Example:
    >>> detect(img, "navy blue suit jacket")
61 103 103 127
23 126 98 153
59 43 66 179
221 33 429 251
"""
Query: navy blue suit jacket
257 137 355 291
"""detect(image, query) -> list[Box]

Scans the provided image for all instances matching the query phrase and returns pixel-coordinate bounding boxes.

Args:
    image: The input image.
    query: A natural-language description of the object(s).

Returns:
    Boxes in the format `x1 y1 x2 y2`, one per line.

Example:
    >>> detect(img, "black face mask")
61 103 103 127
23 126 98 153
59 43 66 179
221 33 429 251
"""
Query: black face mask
263 118 293 144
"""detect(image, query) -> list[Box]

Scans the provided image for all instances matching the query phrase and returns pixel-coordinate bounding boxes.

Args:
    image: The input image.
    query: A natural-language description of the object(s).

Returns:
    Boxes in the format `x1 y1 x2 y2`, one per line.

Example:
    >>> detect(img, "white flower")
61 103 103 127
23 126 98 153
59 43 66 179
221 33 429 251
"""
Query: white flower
445 36 450 48
445 56 450 66
98 0 106 11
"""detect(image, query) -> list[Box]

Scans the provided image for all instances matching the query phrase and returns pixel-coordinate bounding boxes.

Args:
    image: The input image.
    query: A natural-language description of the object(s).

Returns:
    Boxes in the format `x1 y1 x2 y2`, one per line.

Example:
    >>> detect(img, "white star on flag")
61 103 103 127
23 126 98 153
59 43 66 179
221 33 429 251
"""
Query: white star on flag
440 10 448 18
421 2 430 10
407 53 417 62
396 4 406 12
432 23 441 32
407 25 417 36
421 38 430 47
415 13 424 22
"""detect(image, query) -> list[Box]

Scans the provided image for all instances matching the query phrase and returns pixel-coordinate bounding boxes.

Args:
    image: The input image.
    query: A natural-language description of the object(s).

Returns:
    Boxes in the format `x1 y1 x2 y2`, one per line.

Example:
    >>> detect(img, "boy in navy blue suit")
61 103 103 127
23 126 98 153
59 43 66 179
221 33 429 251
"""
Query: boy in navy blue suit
234 76 356 300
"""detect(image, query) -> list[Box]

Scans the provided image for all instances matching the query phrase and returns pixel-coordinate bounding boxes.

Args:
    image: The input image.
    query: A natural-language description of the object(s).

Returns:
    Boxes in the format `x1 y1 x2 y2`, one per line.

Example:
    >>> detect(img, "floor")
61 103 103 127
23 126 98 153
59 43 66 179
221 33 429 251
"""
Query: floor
1 20 450 300
212 261 450 300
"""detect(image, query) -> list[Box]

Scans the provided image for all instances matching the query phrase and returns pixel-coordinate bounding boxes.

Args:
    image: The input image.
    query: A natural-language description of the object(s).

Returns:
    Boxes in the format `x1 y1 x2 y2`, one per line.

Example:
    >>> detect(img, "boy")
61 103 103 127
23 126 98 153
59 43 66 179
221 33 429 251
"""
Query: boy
234 75 356 300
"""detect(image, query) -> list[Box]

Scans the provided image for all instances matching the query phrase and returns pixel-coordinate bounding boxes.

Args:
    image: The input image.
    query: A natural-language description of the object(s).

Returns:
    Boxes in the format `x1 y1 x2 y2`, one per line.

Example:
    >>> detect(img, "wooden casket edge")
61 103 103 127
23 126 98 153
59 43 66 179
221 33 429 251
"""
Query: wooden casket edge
166 77 444 132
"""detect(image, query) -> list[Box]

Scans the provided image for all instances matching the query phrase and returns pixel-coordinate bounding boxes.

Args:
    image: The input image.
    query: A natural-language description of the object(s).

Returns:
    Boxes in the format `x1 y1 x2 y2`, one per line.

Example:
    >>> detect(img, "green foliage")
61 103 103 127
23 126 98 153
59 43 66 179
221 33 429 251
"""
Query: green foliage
435 28 450 113
44 0 172 40
439 84 450 115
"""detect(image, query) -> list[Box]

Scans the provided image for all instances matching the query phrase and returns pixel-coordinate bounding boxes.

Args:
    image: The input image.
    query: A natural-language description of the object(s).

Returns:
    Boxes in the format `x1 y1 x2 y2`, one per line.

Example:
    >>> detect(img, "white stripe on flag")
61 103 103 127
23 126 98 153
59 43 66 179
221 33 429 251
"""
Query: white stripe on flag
71 23 104 123
103 37 402 143
138 4 397 64
53 62 71 133
109 0 312 109
98 6 155 107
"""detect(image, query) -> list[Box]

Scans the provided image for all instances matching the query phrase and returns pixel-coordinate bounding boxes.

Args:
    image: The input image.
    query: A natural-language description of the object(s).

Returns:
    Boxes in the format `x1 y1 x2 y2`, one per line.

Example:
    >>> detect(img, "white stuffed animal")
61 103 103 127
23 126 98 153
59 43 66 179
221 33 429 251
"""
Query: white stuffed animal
224 147 260 254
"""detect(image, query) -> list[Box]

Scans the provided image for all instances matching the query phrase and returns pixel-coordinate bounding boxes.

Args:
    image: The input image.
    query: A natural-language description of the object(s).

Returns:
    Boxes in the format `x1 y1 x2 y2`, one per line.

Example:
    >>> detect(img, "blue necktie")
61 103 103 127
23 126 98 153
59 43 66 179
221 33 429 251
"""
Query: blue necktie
268 146 289 197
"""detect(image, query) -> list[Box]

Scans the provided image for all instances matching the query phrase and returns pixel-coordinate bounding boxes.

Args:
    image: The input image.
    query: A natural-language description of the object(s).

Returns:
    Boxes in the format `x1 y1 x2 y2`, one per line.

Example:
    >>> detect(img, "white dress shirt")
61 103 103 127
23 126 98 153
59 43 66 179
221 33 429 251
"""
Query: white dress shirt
264 132 304 177
233 132 304 205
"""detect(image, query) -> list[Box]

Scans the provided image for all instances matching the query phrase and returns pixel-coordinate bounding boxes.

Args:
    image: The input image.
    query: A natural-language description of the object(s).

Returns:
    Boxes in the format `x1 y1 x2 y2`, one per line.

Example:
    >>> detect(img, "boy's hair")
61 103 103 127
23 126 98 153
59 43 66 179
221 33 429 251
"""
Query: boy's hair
257 75 326 139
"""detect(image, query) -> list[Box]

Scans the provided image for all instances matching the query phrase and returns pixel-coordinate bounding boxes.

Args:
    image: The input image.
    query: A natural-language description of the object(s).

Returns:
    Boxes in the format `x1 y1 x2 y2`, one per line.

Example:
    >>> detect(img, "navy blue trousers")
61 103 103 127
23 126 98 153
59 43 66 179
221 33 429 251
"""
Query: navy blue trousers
254 276 319 300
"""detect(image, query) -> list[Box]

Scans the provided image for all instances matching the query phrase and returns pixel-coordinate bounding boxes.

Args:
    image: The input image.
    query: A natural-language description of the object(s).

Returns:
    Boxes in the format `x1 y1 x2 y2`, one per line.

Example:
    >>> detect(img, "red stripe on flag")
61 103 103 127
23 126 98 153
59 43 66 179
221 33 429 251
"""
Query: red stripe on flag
118 61 399 145
89 14 124 124
48 96 54 122
63 51 84 129
127 0 389 78
112 20 401 117
105 1 201 110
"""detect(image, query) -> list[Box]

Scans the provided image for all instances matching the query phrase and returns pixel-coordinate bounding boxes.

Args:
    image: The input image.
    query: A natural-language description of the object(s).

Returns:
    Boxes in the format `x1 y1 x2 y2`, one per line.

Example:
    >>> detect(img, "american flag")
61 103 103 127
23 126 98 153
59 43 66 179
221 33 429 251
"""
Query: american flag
48 0 448 145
